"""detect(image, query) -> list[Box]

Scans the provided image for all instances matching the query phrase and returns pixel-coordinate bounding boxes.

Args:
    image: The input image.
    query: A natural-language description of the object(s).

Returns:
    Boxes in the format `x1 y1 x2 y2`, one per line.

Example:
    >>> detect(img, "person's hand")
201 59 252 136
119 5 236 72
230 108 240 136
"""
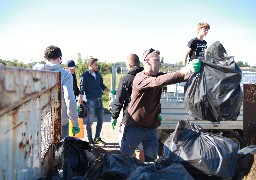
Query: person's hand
191 59 201 73
110 90 117 95
180 65 191 75
78 95 83 104
158 114 163 123
180 59 202 75
111 118 117 130
72 126 80 136
77 104 81 113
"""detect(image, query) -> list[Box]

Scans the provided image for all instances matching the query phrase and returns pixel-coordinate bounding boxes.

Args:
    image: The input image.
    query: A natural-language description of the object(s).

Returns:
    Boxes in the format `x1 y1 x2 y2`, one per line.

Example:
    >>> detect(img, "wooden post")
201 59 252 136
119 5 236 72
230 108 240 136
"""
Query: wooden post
243 84 256 146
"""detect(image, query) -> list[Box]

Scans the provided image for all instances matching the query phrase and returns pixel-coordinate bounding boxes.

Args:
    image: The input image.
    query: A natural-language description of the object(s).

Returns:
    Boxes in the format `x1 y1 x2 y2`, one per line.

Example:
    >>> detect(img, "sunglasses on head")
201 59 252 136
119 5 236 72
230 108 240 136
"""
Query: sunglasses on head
143 48 160 61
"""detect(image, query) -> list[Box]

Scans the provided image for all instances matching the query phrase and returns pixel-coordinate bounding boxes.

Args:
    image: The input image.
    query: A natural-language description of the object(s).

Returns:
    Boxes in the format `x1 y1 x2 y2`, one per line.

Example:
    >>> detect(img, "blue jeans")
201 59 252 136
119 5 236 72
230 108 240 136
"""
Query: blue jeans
120 126 158 162
119 123 143 151
85 99 104 142
62 123 69 139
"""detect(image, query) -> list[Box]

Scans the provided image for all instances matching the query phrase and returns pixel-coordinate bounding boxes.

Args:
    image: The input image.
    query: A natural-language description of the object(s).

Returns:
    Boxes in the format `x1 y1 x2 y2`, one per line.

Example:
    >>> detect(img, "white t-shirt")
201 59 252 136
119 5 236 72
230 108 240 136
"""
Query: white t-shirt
91 72 96 79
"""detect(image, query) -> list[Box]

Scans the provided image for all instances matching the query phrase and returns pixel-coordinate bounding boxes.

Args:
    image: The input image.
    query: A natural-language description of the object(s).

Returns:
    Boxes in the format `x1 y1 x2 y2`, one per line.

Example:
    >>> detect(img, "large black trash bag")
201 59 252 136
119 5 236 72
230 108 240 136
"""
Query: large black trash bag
184 57 242 121
233 145 256 179
78 101 87 118
84 154 145 179
127 159 194 180
55 136 93 177
205 41 230 65
163 120 239 178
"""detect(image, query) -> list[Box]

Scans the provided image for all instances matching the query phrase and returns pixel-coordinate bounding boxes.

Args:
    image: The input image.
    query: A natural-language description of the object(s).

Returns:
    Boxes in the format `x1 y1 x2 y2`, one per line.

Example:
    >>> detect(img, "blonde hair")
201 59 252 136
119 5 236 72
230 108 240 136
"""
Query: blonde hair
197 22 210 32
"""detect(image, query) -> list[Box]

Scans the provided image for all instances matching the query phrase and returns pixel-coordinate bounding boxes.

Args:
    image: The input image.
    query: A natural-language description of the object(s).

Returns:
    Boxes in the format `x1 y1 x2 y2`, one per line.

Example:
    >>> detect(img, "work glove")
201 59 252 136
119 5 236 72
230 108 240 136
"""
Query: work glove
191 59 201 73
77 104 81 113
110 90 117 95
180 59 202 75
111 118 117 130
72 126 80 136
158 114 163 123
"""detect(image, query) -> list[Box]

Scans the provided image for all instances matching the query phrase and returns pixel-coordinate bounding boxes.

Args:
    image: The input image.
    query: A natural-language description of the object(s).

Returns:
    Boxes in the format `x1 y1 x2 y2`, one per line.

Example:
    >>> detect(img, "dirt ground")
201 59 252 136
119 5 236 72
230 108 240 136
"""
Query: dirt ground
80 113 121 154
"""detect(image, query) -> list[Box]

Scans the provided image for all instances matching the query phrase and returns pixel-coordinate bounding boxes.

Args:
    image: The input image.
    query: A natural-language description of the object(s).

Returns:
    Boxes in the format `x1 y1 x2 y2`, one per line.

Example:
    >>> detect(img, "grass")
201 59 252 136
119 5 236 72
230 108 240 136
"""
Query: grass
102 73 123 113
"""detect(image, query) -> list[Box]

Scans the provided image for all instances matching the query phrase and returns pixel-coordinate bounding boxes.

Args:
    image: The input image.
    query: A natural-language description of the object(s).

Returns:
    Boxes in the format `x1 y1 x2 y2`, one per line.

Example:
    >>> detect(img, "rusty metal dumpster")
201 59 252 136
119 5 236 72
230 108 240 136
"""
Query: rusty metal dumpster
0 67 61 179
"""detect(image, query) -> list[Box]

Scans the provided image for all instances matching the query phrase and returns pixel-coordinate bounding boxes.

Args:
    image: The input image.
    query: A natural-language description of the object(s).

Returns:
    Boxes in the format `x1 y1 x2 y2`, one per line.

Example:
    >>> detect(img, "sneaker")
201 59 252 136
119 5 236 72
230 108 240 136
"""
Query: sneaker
89 140 95 145
94 137 106 145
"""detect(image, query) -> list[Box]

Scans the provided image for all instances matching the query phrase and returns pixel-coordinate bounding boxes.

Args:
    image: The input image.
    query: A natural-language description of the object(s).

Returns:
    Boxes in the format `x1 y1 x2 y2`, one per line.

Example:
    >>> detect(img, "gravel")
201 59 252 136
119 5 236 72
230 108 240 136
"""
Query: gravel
80 113 120 153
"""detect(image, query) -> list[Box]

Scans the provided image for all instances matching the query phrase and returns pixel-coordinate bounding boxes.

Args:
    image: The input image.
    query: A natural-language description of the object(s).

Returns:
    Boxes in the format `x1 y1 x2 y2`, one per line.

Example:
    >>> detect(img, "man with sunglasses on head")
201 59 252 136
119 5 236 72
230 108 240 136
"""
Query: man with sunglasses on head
33 45 80 138
120 48 201 162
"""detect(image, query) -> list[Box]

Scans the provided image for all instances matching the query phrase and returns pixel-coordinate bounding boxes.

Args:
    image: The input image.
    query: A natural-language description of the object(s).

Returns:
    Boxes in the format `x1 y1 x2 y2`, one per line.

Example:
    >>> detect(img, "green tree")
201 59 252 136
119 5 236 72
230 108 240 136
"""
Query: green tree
25 63 32 68
0 59 34 68
5 60 15 67
0 59 6 66
39 60 46 64
244 62 249 67
236 61 244 67
75 53 88 79
161 57 164 63
17 61 25 68
116 66 121 74
9 59 18 67
98 62 112 74
177 61 183 66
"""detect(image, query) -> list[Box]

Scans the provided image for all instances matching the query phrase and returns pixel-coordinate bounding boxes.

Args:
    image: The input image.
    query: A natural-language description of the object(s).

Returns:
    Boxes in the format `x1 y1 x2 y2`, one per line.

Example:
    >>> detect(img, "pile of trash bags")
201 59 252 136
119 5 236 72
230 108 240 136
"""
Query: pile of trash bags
50 136 194 179
184 41 243 121
164 120 238 178
45 128 256 179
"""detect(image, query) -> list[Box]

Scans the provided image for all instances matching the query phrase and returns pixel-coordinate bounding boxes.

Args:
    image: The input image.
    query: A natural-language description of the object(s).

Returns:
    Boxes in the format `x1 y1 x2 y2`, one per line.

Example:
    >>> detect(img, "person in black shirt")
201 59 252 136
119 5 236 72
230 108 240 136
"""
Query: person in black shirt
183 22 210 65
65 60 79 98
110 53 144 161
78 58 114 145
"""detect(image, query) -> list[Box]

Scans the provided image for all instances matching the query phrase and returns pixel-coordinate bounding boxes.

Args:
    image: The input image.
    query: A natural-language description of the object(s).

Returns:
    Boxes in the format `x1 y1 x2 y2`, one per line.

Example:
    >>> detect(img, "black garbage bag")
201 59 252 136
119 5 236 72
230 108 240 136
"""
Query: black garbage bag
205 41 229 65
163 120 239 178
127 159 194 180
84 154 145 179
237 145 256 157
55 136 94 177
233 145 256 179
184 57 242 121
78 101 87 118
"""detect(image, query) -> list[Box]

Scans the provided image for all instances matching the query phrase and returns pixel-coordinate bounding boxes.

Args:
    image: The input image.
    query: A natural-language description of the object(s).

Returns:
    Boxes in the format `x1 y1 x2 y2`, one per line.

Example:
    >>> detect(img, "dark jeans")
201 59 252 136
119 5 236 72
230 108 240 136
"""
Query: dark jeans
85 99 104 142
120 126 158 162
62 123 69 139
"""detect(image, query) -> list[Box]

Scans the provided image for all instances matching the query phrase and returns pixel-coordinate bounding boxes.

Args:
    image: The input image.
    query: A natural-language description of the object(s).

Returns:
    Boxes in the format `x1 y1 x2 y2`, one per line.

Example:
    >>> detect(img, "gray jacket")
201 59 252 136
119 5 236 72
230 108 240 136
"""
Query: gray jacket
33 63 79 126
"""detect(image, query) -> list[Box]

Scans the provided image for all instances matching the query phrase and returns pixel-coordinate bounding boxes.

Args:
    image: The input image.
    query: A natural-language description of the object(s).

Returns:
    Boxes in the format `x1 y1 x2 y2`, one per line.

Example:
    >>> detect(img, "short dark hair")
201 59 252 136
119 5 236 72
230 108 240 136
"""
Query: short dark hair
87 57 98 66
127 53 140 66
44 45 62 61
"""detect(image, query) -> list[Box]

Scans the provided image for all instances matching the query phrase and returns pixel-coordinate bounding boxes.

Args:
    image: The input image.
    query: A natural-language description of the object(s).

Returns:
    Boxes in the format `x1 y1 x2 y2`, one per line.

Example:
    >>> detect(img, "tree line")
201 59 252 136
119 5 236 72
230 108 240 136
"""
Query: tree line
1 55 254 76
0 53 114 77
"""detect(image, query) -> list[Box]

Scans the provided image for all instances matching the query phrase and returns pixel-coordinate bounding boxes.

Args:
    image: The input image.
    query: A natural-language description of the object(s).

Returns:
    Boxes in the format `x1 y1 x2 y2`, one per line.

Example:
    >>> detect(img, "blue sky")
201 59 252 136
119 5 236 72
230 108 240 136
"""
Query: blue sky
0 0 256 65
